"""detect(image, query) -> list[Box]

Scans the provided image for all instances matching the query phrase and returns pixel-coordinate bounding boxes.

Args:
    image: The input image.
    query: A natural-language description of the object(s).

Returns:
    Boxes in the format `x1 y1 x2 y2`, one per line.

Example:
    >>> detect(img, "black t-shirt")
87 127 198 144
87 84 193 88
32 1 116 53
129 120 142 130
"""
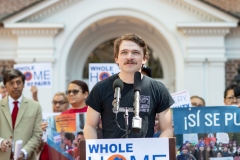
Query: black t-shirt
86 74 174 138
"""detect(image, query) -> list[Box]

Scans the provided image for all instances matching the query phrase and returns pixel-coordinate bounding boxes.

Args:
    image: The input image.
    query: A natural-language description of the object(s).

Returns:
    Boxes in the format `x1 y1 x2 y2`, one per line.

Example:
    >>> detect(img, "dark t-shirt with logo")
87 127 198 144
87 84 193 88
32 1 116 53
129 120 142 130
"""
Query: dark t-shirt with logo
85 74 174 138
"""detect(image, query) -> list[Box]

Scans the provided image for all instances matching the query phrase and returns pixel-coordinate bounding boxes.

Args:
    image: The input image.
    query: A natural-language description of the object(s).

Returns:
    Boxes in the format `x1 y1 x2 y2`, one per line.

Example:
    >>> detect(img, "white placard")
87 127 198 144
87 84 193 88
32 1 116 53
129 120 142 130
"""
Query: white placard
216 132 229 144
14 63 52 88
183 133 198 144
86 138 169 160
171 90 191 108
14 140 23 160
210 157 233 160
89 63 120 91
53 134 62 143
0 94 2 100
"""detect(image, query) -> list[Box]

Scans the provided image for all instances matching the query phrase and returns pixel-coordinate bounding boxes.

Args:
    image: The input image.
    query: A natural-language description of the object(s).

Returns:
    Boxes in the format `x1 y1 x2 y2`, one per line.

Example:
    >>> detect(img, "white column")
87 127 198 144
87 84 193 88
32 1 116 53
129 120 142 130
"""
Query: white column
1 23 64 112
178 24 231 106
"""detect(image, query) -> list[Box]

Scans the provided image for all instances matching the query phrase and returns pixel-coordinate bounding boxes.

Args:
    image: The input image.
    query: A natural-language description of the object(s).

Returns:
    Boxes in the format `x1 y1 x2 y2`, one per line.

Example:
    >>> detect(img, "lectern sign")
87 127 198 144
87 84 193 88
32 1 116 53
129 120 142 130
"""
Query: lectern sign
86 138 169 160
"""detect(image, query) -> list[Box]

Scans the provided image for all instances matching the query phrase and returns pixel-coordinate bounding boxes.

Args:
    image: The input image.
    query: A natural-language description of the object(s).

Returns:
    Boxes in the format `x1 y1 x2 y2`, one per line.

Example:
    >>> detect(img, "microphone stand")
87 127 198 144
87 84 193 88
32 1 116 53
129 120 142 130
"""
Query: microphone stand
114 108 133 138
124 107 129 138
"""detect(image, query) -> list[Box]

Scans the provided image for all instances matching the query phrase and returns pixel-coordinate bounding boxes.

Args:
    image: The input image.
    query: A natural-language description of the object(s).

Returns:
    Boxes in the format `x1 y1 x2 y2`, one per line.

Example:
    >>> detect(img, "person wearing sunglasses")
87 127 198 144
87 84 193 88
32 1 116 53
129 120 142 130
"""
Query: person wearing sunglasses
62 80 89 114
39 81 88 160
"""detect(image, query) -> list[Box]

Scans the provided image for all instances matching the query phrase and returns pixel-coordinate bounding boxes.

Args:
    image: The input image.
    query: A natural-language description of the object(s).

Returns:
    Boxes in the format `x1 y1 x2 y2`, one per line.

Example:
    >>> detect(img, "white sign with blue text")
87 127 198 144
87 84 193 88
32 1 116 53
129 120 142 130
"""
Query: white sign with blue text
170 90 191 108
86 138 169 160
89 63 120 91
14 63 52 88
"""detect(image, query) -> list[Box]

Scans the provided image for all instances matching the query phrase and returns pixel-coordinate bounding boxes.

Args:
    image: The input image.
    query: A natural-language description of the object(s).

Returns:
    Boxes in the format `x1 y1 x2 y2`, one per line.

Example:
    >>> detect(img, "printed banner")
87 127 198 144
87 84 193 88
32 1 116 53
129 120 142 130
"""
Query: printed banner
14 63 52 88
174 107 240 159
46 113 86 160
171 90 191 108
89 63 120 91
42 112 61 142
86 138 169 160
173 106 240 134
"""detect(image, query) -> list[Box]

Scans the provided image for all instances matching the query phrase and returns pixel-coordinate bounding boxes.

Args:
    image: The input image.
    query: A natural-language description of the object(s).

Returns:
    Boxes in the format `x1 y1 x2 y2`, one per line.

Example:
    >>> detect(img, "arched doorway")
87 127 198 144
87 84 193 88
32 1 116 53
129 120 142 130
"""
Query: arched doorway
63 16 183 93
82 38 163 79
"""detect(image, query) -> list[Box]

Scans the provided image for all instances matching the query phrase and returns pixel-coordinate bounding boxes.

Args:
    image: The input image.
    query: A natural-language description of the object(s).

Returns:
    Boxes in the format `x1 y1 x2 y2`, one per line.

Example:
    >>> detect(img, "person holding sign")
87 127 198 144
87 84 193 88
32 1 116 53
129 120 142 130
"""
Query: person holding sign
84 33 174 139
0 69 42 160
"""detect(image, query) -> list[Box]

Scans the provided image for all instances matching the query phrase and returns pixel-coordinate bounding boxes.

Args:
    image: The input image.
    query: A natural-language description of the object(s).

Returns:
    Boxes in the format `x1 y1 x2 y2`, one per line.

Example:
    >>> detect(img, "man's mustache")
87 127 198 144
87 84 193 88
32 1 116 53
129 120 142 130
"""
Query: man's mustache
124 60 137 65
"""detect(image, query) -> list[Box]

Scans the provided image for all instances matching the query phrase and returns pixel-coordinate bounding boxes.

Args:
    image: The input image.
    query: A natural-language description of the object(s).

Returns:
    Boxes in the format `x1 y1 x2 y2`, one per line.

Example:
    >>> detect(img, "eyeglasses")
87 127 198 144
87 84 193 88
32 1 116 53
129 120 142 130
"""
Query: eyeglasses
226 96 240 102
66 89 80 95
52 101 66 105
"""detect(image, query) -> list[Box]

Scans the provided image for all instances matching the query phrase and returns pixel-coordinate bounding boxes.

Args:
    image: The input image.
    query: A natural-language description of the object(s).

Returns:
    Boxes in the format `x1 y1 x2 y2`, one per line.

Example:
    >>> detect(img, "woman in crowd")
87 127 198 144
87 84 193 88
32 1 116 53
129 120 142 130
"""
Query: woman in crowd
39 80 89 160
63 80 89 113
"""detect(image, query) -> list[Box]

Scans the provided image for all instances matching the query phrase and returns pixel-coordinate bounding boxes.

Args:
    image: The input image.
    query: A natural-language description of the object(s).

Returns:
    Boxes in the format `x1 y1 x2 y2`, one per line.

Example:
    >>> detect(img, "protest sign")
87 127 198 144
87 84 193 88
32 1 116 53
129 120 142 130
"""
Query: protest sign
173 106 240 134
89 63 120 90
173 107 240 159
14 63 52 88
171 90 191 108
55 114 76 132
210 158 233 160
216 133 230 144
46 113 86 160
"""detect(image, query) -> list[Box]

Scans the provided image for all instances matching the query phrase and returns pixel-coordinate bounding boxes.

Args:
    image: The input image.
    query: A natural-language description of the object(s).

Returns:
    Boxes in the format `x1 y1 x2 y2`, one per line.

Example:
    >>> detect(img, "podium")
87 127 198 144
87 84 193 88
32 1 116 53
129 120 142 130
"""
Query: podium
79 137 176 160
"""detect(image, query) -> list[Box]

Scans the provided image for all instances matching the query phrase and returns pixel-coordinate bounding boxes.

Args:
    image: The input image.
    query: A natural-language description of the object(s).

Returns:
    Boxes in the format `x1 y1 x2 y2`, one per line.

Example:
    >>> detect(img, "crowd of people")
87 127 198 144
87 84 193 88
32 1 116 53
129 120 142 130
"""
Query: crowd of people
176 84 240 160
0 33 240 160
177 139 240 160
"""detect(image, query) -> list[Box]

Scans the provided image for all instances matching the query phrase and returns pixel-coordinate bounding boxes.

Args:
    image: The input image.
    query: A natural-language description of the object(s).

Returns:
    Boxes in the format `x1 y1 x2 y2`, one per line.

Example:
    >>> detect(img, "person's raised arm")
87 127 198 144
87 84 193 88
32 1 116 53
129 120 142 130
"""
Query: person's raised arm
31 86 38 102
158 107 173 137
84 106 100 139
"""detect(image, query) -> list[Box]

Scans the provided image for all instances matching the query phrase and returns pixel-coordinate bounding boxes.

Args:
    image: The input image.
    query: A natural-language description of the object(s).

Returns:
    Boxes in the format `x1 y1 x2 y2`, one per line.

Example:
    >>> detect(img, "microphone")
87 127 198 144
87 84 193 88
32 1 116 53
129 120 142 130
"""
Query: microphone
132 71 142 133
112 78 124 113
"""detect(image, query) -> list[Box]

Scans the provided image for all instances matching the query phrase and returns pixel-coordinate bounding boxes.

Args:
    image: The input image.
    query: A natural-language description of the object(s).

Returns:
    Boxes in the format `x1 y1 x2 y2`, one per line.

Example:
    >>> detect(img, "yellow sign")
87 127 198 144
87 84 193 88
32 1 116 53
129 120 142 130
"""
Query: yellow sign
55 114 76 132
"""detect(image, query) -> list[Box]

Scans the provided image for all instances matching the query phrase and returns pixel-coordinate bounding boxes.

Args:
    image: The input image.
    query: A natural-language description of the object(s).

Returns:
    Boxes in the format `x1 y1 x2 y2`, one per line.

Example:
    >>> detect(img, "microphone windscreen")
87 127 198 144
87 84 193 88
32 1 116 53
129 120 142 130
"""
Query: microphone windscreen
113 78 124 90
134 72 141 92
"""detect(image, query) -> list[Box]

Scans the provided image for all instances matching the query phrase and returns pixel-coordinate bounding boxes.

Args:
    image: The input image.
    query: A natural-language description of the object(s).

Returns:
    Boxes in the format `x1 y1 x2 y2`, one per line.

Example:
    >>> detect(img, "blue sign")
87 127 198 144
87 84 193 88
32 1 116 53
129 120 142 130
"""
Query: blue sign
173 106 240 134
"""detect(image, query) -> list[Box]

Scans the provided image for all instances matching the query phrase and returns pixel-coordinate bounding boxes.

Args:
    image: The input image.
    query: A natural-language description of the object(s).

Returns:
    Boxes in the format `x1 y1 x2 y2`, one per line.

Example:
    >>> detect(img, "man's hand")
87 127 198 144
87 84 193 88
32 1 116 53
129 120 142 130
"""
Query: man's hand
0 139 12 152
41 121 48 131
36 139 45 154
17 151 25 160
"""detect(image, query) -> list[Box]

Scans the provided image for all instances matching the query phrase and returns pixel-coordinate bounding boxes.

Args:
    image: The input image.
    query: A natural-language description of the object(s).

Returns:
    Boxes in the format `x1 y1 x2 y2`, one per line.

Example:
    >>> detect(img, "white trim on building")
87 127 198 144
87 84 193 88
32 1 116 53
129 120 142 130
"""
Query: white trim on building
0 0 239 111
